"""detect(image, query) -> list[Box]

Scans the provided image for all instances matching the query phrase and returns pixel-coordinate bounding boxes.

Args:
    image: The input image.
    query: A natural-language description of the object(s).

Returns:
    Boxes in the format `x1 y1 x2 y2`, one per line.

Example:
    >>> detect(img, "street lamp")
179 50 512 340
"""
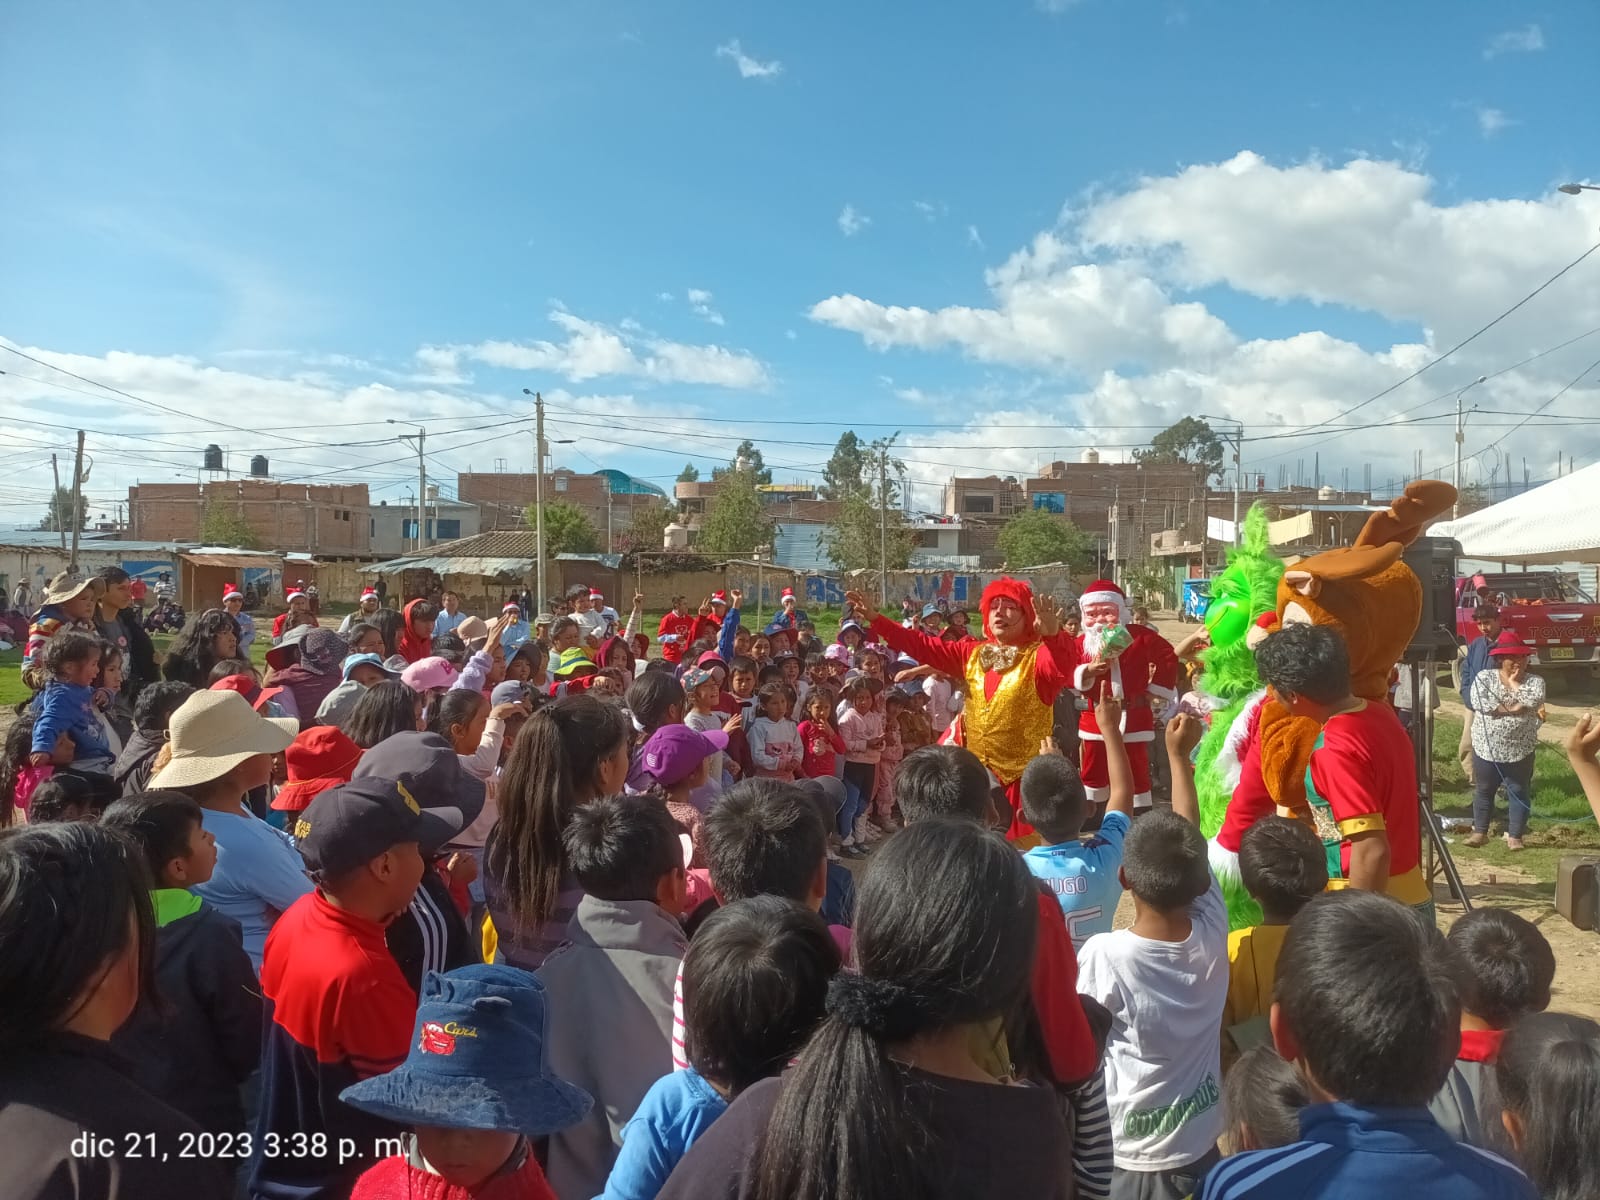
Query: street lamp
387 419 428 551
1197 413 1245 546
1452 376 1489 518
1558 183 1599 195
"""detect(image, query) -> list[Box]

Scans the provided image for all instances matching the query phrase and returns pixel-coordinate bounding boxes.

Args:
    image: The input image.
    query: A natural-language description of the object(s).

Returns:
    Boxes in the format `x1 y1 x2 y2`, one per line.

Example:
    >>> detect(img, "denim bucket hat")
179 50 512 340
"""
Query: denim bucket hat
340 964 592 1134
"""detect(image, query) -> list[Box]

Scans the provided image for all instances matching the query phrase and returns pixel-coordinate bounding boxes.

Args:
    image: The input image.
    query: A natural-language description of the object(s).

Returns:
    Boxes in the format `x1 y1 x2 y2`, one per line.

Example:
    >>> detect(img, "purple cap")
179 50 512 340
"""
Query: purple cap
641 724 729 787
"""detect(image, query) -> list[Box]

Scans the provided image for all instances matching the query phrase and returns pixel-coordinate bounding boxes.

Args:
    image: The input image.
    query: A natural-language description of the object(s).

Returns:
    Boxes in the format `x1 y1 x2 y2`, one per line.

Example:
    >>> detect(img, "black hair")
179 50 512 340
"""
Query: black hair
1224 1046 1310 1152
44 630 104 675
207 657 256 684
562 793 681 902
430 632 468 667
486 696 631 934
1275 889 1459 1107
564 584 590 603
101 567 130 585
408 601 438 625
425 688 488 741
626 672 685 735
344 621 381 650
28 771 119 823
161 609 242 689
727 655 757 676
840 676 875 701
1472 602 1499 621
1121 808 1210 911
747 820 1039 1200
370 609 404 657
0 822 157 1052
686 896 840 1095
1446 908 1555 1028
1019 753 1089 842
345 680 422 749
1254 623 1351 706
804 652 825 669
1492 1011 1600 1200
0 716 40 828
754 665 783 688
99 791 205 882
132 681 195 735
755 681 790 711
1238 816 1329 921
703 780 827 903
895 745 991 825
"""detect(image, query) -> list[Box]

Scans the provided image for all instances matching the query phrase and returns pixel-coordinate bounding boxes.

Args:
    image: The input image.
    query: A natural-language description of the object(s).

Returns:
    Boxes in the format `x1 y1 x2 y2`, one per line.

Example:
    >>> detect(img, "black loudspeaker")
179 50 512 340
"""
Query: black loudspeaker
1401 536 1461 662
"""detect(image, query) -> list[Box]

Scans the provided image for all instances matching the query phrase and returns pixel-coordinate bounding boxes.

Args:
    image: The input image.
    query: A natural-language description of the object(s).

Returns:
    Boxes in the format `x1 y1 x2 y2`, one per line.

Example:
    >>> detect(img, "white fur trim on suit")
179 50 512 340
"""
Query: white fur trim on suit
1212 688 1268 796
1087 783 1154 809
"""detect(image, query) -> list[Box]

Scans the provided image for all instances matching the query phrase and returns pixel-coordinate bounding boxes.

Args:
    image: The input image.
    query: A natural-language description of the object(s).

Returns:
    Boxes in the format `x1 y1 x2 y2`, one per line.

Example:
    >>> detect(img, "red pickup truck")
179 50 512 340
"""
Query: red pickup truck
1454 571 1600 680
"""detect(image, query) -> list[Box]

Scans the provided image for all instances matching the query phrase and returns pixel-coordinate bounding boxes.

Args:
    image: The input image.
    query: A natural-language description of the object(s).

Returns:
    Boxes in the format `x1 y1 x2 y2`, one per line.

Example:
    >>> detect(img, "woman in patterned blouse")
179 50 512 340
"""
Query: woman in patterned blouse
1465 631 1546 851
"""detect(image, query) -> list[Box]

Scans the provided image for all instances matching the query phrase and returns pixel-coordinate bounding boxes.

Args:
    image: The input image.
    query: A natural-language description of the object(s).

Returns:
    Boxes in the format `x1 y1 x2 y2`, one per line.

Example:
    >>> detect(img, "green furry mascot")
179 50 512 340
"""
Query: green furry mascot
1192 504 1284 928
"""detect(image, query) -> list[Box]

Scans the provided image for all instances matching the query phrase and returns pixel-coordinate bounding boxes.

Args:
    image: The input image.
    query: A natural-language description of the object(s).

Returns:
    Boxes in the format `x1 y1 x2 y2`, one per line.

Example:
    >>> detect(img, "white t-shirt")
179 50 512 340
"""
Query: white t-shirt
574 608 608 645
1075 878 1228 1171
923 675 961 734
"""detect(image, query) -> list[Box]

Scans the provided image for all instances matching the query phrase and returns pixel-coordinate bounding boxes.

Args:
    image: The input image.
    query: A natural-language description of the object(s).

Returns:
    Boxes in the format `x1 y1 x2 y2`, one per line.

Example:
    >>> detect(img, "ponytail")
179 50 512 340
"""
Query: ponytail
1493 1012 1600 1200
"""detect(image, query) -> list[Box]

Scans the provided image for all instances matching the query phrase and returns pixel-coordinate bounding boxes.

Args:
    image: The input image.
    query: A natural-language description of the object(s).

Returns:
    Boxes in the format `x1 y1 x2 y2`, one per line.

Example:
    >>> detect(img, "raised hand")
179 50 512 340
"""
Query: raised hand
844 590 879 624
697 596 713 617
1035 593 1064 638
1567 711 1600 766
631 593 645 611
730 587 744 608
1166 712 1204 759
1095 692 1124 735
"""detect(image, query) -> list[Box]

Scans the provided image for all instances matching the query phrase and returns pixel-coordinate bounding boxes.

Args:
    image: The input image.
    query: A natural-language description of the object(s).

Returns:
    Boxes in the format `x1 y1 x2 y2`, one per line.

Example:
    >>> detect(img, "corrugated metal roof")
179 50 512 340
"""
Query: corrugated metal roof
370 554 531 578
178 552 285 569
772 524 834 573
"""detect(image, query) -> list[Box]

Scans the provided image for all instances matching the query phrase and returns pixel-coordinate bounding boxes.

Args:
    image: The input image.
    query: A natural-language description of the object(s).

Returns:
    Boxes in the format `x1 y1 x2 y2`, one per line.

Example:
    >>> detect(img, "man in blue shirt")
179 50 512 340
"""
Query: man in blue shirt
1458 602 1501 783
432 589 470 637
1019 695 1132 951
1200 890 1536 1200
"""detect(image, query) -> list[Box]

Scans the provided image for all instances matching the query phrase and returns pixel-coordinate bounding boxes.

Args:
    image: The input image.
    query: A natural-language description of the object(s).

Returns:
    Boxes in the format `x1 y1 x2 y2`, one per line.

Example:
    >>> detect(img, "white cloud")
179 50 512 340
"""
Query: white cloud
715 39 782 80
411 345 470 384
966 224 985 249
1485 24 1543 58
784 329 798 340
685 288 726 326
914 200 948 221
453 311 768 389
837 204 871 237
657 291 675 302
1476 106 1514 138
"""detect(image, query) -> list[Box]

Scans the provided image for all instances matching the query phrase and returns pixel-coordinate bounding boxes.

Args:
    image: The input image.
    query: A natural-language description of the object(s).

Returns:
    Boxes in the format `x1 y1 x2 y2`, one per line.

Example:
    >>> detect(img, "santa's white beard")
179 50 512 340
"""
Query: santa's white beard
1083 624 1107 658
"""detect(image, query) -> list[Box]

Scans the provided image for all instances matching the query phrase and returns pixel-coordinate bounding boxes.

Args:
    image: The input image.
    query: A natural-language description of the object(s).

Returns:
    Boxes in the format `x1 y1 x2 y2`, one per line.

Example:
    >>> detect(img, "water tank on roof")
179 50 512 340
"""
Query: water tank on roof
250 455 269 478
1081 448 1100 464
203 444 224 472
1318 485 1336 501
664 522 690 551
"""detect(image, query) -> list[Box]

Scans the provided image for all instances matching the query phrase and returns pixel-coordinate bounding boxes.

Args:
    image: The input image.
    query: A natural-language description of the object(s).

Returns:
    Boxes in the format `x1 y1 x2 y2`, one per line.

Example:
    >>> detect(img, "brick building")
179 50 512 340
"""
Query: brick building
458 469 669 544
127 481 371 555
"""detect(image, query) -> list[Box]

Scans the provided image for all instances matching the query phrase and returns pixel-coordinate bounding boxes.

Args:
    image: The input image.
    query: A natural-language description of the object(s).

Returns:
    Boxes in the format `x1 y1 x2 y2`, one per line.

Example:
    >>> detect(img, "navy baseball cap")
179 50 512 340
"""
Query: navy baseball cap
355 732 486 849
294 775 464 877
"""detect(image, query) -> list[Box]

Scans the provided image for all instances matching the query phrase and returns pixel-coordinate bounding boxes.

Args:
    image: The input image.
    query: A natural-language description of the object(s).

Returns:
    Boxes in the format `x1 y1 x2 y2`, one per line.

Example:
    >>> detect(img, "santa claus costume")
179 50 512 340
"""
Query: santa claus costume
1073 580 1180 810
864 577 1088 838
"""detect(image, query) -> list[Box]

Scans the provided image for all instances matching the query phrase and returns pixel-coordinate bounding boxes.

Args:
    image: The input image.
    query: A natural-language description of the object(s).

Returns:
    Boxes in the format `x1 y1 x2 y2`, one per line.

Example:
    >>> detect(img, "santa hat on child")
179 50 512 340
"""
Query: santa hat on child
503 601 521 615
1078 579 1131 621
710 590 728 608
360 587 378 603
223 584 243 603
285 588 305 603
780 587 795 603
590 589 604 602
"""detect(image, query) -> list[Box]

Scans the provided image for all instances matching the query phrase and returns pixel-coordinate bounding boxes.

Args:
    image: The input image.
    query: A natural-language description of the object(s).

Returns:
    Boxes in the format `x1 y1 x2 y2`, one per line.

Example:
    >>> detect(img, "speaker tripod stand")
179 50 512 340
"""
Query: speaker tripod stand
1406 654 1472 913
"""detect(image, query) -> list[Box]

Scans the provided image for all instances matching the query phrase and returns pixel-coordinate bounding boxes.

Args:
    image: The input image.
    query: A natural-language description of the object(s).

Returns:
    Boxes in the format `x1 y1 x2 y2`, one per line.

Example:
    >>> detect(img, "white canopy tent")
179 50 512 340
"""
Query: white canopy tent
1429 462 1600 564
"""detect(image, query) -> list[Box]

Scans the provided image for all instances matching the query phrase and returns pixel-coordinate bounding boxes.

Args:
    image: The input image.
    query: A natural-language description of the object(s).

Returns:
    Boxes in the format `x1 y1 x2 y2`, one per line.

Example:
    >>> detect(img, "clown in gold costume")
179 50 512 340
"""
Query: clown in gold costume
846 581 1105 837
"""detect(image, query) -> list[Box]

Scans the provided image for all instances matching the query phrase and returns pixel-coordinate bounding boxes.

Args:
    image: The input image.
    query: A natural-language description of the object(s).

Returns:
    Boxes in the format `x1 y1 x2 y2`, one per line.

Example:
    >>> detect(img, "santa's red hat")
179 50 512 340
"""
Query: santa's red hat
979 577 1036 639
590 589 604 601
711 590 728 606
223 584 242 602
780 587 795 601
360 588 378 602
285 589 305 603
1079 579 1130 620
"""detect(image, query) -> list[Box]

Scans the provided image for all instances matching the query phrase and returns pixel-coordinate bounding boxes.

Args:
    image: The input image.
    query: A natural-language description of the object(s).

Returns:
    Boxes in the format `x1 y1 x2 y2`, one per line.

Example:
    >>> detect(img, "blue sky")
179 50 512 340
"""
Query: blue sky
3 0 1598 520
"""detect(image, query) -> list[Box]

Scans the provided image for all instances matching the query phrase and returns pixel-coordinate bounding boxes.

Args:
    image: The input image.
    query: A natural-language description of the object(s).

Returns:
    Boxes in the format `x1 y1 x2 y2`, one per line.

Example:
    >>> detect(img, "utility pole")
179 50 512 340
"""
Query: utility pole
1453 376 1488 519
69 430 86 570
877 444 889 609
51 454 66 552
524 389 547 616
416 428 428 552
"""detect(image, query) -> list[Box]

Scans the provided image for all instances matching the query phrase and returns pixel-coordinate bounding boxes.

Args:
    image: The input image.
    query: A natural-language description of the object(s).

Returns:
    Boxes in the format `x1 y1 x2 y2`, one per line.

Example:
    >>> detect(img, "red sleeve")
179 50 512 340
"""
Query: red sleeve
831 729 847 754
341 967 417 1079
1309 710 1385 831
657 614 675 638
1140 627 1180 698
689 616 717 645
1032 630 1087 705
1031 891 1098 1084
868 615 975 681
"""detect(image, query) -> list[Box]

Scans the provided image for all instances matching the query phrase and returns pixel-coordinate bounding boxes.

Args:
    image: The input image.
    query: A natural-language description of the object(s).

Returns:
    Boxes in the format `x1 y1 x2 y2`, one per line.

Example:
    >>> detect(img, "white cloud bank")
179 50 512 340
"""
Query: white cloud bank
715 40 782 80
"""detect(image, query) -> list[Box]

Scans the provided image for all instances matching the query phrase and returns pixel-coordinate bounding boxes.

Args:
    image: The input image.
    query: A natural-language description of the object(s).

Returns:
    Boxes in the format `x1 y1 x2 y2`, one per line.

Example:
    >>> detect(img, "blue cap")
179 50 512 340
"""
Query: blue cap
342 652 399 681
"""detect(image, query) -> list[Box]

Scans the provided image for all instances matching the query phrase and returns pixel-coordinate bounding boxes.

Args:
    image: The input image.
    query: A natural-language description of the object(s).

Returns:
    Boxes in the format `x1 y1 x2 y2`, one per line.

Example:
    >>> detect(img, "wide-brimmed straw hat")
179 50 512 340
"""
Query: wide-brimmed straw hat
43 570 105 606
150 690 297 790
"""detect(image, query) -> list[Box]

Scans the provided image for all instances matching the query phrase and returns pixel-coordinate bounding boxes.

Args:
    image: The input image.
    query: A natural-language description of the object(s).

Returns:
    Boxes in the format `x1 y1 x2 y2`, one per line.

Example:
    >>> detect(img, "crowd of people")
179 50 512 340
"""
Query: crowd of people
3 567 1600 1200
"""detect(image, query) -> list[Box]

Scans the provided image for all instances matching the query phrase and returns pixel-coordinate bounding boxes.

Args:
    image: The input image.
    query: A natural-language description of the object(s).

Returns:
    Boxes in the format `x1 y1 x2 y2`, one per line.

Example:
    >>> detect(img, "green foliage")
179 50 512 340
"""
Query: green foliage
676 463 700 483
523 500 601 555
996 509 1093 570
198 495 260 549
40 486 86 532
1121 559 1173 609
698 467 773 557
822 489 918 572
819 431 867 501
1134 416 1225 482
711 440 773 485
615 502 671 555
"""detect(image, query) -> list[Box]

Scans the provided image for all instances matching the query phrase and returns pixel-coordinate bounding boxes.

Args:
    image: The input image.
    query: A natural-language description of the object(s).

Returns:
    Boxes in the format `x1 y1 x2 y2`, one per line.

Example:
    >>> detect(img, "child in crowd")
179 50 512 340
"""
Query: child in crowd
101 790 262 1135
798 690 846 783
269 725 362 818
109 679 194 796
89 641 130 759
25 770 116 823
897 683 935 754
836 677 884 855
538 794 689 1200
1200 889 1537 1200
343 965 591 1200
253 775 466 1199
641 723 731 863
746 682 801 782
871 689 907 835
1221 815 1328 1065
1492 1011 1600 1200
749 633 772 667
603 896 840 1200
316 651 400 726
682 666 737 792
1430 908 1555 1145
29 631 116 774
1255 623 1429 916
1077 710 1227 1196
1222 1047 1309 1153
1022 694 1135 952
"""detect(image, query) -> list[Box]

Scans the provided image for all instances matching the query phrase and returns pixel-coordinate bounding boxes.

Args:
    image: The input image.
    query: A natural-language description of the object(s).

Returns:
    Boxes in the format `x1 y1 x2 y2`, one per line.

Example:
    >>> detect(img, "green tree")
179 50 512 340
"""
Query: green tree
819 431 867 500
198 495 261 549
676 463 700 483
523 500 601 555
39 486 86 532
1121 559 1174 609
698 467 773 556
615 502 671 555
711 440 773 485
997 508 1093 570
822 489 918 572
1134 416 1226 482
